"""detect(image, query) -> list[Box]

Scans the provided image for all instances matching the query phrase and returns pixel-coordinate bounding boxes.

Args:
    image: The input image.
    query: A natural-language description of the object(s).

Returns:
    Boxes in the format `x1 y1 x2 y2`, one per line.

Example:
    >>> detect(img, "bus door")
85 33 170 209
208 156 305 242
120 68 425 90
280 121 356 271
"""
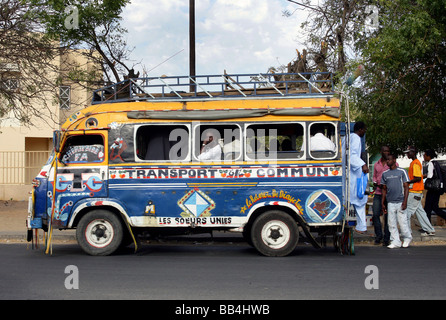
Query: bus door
305 121 343 224
49 131 108 228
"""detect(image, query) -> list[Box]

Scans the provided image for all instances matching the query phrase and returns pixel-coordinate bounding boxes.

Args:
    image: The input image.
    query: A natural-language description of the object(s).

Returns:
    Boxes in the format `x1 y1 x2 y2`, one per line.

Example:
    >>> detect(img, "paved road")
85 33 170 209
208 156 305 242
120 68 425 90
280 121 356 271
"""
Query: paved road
1 242 446 301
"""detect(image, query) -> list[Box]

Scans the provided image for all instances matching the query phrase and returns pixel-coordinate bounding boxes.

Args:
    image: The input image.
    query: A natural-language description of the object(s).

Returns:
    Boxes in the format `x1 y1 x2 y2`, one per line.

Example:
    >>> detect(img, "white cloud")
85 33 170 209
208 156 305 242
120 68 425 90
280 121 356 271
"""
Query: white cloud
122 0 309 77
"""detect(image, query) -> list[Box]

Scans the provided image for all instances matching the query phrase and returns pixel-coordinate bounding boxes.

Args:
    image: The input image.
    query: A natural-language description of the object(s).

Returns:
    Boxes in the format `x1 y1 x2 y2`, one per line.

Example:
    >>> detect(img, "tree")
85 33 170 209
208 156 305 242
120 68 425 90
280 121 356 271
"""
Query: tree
0 0 61 125
286 0 375 77
0 0 137 127
351 0 446 154
287 0 446 155
29 0 137 84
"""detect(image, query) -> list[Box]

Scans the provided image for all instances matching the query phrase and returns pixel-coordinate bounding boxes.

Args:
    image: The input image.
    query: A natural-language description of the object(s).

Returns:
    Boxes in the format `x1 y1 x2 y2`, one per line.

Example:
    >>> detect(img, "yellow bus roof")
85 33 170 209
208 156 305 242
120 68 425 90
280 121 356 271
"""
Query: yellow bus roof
62 95 340 131
63 72 341 131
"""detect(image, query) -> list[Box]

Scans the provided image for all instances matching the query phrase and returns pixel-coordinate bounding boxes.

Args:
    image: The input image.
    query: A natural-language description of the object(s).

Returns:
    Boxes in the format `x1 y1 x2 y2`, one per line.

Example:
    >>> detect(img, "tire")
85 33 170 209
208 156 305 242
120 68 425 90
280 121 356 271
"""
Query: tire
76 210 124 256
251 210 299 257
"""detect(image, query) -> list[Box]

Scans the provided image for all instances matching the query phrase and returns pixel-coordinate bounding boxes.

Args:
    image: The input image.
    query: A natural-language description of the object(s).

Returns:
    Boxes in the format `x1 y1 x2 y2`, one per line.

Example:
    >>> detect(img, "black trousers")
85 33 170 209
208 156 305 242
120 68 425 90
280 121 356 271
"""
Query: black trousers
424 190 446 222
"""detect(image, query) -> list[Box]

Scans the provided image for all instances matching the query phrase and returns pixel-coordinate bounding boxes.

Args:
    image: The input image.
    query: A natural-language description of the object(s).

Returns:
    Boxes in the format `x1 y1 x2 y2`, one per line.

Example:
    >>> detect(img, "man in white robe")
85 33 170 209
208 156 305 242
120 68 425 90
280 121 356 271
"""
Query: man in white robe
344 122 369 233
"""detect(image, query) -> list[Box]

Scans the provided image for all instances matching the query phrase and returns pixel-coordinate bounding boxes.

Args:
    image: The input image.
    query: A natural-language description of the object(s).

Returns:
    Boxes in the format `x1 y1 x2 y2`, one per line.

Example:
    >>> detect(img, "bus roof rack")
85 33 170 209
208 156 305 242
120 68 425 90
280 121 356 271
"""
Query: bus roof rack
91 72 334 104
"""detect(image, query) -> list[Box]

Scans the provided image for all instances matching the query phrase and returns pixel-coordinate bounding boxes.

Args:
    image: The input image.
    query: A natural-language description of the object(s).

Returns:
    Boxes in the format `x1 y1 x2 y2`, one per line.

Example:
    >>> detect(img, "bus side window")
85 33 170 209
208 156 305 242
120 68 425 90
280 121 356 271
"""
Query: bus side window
60 135 105 164
245 123 304 160
136 125 190 162
309 123 337 159
194 124 241 162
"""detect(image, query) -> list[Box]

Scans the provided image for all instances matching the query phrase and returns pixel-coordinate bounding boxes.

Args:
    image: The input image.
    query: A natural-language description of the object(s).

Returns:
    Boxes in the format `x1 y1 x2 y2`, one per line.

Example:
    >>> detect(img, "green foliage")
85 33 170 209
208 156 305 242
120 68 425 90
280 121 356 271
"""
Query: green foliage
350 0 446 155
29 0 129 41
28 0 132 82
1 0 62 125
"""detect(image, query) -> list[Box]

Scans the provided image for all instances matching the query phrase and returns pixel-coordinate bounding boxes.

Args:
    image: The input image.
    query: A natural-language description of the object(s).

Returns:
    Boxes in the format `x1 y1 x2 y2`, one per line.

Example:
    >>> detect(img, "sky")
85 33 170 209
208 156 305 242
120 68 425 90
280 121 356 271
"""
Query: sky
121 0 310 78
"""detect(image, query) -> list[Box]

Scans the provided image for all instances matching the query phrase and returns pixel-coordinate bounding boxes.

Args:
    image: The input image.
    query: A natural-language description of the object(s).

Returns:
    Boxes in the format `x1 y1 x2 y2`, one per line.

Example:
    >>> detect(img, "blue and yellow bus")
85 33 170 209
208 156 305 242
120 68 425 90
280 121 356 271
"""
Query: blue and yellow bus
27 72 354 256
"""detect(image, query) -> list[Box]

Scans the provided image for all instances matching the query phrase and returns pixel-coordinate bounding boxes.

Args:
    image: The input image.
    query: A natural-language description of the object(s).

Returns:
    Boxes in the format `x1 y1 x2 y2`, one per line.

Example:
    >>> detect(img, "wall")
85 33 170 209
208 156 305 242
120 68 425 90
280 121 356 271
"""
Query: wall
0 48 101 200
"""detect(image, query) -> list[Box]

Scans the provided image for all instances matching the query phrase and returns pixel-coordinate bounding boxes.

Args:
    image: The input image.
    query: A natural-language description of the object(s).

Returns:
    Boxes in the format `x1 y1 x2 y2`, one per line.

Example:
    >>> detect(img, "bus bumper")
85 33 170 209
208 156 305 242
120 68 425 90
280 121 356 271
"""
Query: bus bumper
26 196 42 230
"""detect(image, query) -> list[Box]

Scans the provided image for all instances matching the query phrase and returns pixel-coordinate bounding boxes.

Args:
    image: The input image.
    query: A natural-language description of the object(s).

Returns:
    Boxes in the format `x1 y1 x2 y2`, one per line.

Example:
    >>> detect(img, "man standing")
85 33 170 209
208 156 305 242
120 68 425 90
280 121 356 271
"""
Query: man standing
347 121 369 234
404 146 436 236
381 153 411 248
372 146 392 245
423 149 446 222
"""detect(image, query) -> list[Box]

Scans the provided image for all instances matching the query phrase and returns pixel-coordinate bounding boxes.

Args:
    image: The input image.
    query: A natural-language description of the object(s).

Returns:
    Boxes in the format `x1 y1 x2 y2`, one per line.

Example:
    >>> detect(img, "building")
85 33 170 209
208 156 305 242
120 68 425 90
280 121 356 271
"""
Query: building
0 49 101 200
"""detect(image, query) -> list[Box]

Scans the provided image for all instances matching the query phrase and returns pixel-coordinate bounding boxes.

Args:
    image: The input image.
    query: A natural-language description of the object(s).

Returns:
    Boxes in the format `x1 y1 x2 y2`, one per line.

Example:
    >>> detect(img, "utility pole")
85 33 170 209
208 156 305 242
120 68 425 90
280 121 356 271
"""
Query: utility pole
189 0 196 93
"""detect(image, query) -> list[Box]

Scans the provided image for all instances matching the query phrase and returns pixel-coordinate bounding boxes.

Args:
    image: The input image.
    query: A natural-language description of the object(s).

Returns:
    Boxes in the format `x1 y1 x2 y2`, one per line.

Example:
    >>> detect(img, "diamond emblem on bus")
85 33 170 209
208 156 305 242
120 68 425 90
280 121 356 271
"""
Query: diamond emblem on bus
178 188 216 217
305 190 341 223
184 192 210 217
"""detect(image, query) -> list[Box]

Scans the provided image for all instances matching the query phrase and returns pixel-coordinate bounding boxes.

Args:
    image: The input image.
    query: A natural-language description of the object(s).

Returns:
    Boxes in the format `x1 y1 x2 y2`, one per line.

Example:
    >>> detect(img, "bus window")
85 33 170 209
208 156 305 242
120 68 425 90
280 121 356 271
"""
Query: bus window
60 134 105 164
309 122 337 159
194 124 241 161
136 124 190 162
245 123 305 161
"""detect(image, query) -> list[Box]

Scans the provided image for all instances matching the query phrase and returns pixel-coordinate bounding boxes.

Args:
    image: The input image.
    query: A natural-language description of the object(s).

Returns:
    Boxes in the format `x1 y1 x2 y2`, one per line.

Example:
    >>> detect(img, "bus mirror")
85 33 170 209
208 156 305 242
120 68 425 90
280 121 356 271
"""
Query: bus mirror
53 130 62 153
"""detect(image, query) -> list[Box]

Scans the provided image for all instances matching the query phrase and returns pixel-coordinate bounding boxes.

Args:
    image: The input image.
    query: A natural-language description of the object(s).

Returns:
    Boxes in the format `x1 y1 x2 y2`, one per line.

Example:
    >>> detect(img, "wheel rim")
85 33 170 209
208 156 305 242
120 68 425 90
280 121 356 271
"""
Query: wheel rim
260 220 291 249
85 219 114 248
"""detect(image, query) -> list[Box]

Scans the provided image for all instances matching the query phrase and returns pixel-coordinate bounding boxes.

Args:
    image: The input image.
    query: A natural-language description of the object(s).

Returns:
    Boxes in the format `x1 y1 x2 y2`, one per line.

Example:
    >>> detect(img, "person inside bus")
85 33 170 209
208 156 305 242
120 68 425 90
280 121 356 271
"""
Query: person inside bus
281 139 293 151
198 130 222 161
248 137 260 153
269 139 280 154
223 138 241 160
310 129 336 152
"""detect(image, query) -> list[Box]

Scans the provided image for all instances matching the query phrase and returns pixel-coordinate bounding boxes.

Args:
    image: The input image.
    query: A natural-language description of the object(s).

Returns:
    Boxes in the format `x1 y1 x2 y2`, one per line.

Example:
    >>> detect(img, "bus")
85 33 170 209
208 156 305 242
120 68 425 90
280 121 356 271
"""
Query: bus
27 72 355 256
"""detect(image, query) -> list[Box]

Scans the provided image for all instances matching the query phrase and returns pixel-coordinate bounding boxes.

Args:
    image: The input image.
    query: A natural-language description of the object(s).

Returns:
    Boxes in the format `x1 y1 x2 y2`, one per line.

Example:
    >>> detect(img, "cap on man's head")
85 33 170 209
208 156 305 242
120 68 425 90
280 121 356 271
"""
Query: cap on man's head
403 146 417 153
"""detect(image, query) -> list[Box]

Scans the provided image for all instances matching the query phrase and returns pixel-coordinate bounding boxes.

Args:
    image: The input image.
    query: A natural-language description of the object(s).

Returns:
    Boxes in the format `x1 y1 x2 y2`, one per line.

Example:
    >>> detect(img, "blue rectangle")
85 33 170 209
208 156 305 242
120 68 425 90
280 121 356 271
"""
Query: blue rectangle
30 218 43 229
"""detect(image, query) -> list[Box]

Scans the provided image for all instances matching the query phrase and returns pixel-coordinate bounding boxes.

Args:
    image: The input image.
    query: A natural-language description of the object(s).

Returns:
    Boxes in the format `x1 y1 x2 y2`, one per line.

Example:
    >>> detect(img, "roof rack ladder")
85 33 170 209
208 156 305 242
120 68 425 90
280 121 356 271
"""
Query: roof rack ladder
296 72 324 94
221 75 247 97
130 79 156 99
258 74 284 96
158 77 183 99
189 76 213 98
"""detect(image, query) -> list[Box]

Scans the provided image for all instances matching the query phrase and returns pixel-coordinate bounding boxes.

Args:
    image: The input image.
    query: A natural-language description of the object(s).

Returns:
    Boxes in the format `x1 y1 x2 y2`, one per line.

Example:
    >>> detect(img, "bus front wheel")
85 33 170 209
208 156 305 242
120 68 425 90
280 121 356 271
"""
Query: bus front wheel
76 210 124 256
251 210 299 257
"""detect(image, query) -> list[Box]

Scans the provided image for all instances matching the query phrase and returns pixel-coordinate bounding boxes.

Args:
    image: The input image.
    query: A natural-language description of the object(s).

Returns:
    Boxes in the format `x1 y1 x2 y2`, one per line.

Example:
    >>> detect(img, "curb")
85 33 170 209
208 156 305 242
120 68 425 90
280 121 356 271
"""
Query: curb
0 230 77 243
1 228 446 245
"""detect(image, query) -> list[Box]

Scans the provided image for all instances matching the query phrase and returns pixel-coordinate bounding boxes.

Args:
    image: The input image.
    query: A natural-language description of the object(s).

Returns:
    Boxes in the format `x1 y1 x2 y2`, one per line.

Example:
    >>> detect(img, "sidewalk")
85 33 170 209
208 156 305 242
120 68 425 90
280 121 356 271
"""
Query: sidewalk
0 201 76 243
2 200 446 245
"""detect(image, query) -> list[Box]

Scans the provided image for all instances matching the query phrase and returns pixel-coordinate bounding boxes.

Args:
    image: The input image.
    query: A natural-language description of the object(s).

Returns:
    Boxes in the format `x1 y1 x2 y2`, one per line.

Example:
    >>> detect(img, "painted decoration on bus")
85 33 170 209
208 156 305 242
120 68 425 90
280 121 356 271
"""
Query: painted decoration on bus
61 145 104 163
240 189 303 214
305 190 341 222
110 137 128 162
47 170 105 223
108 124 135 163
108 166 341 180
178 188 216 218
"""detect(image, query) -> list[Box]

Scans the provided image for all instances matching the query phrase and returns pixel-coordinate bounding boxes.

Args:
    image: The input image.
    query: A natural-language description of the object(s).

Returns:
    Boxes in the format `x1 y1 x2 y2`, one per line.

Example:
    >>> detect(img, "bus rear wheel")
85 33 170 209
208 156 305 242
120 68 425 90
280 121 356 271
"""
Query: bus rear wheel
251 210 299 257
76 210 124 256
